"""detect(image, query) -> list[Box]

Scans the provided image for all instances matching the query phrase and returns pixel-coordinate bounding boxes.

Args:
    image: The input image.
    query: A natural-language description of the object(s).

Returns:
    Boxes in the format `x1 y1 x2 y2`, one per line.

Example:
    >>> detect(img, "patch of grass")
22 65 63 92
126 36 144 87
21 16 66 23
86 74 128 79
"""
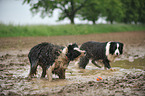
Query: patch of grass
0 23 145 37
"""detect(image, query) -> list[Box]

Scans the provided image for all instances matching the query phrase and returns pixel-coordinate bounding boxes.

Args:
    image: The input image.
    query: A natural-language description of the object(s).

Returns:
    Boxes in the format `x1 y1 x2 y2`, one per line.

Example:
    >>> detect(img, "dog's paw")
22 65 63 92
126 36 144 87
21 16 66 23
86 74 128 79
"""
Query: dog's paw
110 68 118 71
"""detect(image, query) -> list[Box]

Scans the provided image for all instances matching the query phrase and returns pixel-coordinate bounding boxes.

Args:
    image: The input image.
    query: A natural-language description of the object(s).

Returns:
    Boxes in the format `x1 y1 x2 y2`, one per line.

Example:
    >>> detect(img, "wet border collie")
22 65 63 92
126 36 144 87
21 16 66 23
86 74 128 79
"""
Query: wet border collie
28 42 85 81
76 41 124 69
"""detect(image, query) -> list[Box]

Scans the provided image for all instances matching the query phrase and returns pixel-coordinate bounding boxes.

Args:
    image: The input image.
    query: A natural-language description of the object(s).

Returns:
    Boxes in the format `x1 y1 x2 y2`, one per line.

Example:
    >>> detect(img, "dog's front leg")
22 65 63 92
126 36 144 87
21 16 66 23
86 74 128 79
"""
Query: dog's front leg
103 59 111 70
46 66 52 81
59 69 65 79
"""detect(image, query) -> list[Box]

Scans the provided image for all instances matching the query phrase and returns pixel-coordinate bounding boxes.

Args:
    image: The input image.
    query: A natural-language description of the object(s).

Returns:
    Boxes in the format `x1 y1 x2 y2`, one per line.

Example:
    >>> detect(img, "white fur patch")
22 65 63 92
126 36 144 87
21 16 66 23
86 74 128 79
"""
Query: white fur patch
107 54 116 62
105 41 111 56
74 47 86 53
62 47 68 54
114 43 120 55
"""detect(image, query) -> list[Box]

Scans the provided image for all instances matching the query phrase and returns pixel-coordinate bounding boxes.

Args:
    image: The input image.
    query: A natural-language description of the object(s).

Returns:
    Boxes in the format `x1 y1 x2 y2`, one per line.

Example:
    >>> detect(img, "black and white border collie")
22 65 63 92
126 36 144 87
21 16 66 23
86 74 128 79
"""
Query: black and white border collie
28 42 85 81
76 41 124 69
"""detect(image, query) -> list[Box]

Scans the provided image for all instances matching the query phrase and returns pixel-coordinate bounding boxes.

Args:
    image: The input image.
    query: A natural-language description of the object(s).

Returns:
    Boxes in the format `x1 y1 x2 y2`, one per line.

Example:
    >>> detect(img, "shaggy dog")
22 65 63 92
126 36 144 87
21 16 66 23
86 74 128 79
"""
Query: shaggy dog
76 41 124 69
28 42 85 81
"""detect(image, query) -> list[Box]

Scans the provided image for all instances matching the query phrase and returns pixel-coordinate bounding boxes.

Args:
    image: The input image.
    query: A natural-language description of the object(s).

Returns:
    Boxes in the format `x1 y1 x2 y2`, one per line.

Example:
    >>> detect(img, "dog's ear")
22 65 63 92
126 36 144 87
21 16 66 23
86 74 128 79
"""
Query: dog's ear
120 42 124 47
72 43 78 48
67 43 78 52
109 42 116 55
119 42 124 54
67 44 73 51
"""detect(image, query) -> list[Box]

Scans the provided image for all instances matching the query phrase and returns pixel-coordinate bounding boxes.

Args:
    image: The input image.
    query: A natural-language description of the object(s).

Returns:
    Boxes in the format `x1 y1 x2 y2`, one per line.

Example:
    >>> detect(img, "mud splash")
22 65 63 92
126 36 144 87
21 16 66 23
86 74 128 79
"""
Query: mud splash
0 45 145 95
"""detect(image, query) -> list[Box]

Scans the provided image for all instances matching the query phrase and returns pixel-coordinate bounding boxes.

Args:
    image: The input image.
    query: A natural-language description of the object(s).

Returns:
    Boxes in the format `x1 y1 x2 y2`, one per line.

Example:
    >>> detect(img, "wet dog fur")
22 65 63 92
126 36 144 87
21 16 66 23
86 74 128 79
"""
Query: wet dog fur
28 42 85 81
76 41 124 69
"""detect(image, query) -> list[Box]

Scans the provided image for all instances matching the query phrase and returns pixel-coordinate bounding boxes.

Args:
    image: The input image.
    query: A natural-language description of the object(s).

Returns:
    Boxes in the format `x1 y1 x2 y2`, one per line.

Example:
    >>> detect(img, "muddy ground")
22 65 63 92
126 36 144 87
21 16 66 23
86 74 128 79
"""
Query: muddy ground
0 31 145 96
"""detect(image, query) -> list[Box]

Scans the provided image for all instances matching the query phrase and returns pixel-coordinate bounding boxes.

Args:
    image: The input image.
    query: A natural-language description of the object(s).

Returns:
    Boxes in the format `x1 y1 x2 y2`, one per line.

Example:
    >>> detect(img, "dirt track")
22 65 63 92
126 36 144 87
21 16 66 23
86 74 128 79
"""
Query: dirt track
0 31 145 96
0 31 145 51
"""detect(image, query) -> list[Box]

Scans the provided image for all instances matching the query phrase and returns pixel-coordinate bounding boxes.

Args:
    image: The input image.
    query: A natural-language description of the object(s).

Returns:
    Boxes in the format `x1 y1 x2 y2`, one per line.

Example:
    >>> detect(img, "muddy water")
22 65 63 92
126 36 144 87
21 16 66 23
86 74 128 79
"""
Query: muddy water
0 46 145 95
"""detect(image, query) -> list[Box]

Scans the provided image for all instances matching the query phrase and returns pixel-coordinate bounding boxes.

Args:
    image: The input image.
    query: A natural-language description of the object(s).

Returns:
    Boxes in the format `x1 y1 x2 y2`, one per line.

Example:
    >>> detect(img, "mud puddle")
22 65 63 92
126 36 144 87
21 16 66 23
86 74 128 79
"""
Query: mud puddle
0 46 145 95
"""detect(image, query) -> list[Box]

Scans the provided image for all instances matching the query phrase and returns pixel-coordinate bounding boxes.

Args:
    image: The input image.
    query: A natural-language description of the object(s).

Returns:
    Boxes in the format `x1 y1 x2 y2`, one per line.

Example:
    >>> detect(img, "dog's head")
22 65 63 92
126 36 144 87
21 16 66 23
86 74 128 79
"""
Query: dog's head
62 43 86 61
109 42 124 56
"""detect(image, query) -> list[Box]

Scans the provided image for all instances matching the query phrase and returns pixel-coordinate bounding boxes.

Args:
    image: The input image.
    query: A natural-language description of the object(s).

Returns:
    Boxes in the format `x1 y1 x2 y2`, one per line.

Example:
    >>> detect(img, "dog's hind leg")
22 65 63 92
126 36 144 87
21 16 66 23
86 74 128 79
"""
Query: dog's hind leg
28 60 38 78
41 67 46 78
79 56 89 69
92 60 102 68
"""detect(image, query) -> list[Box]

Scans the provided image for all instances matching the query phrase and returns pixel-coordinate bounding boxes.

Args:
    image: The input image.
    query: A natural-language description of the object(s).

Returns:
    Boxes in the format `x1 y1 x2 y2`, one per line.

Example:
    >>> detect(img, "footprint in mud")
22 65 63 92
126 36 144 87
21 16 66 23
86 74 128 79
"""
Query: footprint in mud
55 72 145 96
0 54 12 61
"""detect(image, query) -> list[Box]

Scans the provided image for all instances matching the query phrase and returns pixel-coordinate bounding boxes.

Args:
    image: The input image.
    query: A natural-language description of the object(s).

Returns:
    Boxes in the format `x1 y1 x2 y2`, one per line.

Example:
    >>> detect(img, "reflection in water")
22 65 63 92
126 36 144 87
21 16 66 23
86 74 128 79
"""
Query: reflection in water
111 57 145 70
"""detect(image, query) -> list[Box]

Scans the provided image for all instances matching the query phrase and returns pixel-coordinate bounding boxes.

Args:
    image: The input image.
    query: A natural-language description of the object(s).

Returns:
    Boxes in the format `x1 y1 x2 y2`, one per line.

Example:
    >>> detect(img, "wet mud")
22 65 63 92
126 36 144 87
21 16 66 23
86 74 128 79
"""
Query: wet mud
56 73 145 96
0 31 145 95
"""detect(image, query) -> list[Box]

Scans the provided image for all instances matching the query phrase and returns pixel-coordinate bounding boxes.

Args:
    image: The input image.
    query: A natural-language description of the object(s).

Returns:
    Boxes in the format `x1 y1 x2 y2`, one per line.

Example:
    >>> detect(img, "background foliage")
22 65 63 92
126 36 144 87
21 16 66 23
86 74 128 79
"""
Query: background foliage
23 0 145 24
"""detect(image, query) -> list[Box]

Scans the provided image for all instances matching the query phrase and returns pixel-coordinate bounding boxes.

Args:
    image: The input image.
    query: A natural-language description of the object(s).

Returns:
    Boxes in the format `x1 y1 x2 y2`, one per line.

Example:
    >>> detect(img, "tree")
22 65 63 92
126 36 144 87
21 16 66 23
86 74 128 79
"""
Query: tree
121 0 145 24
138 0 145 24
121 0 138 24
78 0 102 24
23 0 87 24
103 0 124 24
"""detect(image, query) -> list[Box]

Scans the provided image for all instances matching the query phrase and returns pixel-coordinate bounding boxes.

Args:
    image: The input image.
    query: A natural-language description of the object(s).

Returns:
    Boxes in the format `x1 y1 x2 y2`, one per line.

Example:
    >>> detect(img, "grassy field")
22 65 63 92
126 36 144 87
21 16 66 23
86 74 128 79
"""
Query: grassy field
0 23 145 37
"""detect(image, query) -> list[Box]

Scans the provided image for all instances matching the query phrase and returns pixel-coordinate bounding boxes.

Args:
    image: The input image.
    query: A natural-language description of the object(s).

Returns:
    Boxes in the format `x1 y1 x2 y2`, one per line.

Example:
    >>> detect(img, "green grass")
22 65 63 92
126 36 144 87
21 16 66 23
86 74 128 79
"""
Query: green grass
0 24 145 37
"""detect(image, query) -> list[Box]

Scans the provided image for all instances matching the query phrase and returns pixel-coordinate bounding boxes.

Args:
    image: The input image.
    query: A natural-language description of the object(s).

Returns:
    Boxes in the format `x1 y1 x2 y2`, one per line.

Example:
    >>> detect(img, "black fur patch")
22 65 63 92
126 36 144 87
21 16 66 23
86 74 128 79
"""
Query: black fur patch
67 50 81 60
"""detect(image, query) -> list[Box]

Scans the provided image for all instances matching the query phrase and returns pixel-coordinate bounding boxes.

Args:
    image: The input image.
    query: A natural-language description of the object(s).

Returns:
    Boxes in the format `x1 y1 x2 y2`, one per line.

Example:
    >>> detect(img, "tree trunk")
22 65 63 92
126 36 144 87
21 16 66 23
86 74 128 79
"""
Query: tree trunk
92 20 96 25
69 15 75 24
70 0 75 24
110 20 113 24
70 18 74 24
134 21 137 24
